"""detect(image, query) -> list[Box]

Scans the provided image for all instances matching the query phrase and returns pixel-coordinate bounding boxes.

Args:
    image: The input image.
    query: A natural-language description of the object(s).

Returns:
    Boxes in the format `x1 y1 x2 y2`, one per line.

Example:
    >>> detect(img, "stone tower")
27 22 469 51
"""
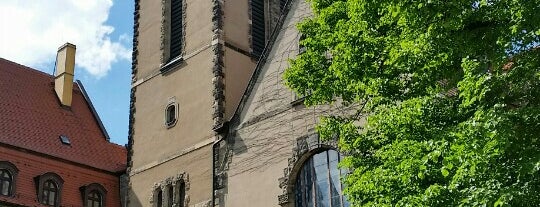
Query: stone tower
126 0 286 206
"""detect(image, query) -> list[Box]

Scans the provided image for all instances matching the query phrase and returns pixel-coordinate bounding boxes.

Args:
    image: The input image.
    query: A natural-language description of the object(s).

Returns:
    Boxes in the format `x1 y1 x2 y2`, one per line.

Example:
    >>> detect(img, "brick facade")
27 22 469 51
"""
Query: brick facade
0 146 122 207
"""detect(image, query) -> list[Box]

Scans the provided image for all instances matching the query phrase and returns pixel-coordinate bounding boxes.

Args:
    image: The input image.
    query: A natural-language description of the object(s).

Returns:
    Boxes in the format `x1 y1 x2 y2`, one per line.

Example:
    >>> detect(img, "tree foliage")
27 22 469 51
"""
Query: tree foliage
284 0 540 206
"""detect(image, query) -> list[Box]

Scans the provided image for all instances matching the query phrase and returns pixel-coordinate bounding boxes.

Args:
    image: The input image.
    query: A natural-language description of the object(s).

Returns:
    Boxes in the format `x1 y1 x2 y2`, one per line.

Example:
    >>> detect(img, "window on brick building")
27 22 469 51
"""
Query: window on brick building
80 183 107 207
87 190 102 207
0 161 18 197
42 180 59 206
35 172 63 207
0 169 12 196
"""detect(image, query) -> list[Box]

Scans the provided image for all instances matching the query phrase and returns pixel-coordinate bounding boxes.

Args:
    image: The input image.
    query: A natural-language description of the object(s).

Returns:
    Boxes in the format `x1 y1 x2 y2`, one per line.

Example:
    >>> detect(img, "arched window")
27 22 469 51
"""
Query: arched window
42 180 59 206
167 185 173 207
35 172 63 207
80 183 107 207
87 190 102 207
294 149 350 207
176 181 185 207
157 189 163 207
151 175 187 207
0 169 12 196
0 161 18 197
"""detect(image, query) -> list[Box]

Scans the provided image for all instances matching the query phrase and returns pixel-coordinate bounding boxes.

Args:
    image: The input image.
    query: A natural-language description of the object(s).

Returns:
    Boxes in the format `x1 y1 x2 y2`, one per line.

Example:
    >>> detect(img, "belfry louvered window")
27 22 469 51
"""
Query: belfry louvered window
170 0 183 60
251 0 265 59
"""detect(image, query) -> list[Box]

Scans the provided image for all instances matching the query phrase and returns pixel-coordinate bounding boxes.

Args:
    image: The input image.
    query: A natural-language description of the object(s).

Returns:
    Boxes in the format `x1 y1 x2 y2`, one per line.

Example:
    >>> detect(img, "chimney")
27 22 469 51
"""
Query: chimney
54 43 76 107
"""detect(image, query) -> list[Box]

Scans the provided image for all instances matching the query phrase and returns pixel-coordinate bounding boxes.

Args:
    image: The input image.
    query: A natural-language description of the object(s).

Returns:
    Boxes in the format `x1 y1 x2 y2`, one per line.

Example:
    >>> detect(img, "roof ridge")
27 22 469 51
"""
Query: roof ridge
0 57 54 79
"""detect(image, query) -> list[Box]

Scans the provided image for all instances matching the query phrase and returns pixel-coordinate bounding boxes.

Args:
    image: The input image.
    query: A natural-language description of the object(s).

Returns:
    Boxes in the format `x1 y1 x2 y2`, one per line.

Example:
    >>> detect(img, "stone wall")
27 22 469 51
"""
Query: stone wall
216 0 358 206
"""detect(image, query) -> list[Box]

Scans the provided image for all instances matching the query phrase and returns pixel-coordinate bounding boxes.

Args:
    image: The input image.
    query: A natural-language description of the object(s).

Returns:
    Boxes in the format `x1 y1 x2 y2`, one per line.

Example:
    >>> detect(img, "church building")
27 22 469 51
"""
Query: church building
127 0 353 206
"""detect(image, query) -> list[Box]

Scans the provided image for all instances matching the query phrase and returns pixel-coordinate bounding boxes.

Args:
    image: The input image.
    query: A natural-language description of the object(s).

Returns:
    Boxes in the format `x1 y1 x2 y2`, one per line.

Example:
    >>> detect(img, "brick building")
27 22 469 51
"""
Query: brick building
0 44 127 207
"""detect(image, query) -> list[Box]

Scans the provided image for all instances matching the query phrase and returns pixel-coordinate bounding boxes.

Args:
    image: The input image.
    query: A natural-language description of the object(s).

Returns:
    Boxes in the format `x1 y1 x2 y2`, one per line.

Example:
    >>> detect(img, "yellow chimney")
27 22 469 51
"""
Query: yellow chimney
54 43 76 107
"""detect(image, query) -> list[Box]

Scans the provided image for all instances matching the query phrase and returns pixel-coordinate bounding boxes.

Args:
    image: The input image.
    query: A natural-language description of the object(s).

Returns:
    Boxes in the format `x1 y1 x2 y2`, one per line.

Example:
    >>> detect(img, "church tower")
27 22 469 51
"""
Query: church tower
127 0 286 206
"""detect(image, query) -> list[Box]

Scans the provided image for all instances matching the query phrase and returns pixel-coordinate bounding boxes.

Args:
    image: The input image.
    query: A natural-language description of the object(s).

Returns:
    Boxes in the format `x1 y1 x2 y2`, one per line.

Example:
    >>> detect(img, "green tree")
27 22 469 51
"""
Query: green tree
284 0 540 206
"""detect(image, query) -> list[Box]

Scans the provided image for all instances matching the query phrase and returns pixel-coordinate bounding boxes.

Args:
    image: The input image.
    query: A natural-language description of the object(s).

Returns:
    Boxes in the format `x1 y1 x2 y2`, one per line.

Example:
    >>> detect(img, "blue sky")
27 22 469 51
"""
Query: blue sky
0 0 133 145
86 1 132 145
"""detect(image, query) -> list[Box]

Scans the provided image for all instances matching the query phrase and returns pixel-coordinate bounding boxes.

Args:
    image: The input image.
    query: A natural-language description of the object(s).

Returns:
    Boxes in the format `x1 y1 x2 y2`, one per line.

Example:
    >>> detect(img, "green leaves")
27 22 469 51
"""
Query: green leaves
284 0 540 206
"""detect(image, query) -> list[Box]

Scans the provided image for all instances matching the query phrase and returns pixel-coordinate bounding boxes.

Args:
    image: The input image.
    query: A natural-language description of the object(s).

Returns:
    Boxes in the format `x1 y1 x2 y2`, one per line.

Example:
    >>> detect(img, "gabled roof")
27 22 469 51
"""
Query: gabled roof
0 58 126 173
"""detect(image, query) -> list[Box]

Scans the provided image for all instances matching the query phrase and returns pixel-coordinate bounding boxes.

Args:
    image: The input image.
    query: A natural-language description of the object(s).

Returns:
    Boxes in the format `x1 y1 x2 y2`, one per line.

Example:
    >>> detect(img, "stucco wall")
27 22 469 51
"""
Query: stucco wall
222 0 251 51
130 0 216 206
223 0 311 206
221 0 356 206
223 48 256 120
128 144 213 207
131 47 215 168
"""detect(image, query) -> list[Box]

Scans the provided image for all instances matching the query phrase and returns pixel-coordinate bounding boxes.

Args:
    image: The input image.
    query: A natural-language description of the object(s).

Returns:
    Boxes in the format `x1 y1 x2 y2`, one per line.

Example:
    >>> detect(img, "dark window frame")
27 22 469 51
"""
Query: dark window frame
174 181 185 207
80 183 107 207
42 180 58 206
35 172 64 207
165 102 178 128
169 0 184 61
251 0 266 59
161 0 185 73
294 149 350 207
152 180 185 207
156 188 163 207
0 161 18 197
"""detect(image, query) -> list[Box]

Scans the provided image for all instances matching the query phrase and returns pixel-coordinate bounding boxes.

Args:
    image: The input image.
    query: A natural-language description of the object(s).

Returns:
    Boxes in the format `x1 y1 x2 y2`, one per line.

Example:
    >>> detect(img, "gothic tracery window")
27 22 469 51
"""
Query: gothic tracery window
294 149 350 207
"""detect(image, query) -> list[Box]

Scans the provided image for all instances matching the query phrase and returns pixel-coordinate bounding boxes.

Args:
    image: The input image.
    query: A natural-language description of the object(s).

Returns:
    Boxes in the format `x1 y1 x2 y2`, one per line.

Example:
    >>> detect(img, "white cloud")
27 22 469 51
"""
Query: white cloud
0 0 131 78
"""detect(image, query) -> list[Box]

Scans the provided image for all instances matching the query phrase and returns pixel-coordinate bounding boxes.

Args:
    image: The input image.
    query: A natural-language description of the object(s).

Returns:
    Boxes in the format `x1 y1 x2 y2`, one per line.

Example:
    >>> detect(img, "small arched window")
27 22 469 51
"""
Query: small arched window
35 172 63 207
176 181 185 207
167 185 173 207
294 149 350 207
80 183 107 207
87 190 102 207
157 189 163 207
152 178 186 207
42 180 59 206
0 169 13 196
0 161 18 197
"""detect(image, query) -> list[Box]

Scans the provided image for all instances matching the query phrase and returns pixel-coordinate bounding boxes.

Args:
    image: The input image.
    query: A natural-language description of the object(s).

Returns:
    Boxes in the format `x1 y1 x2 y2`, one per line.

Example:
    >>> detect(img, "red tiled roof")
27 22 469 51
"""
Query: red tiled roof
0 58 126 173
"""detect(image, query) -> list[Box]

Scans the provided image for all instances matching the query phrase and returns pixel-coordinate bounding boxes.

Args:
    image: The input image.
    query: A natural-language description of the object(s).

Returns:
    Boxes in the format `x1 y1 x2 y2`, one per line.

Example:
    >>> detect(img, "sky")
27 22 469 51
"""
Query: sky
0 0 133 145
